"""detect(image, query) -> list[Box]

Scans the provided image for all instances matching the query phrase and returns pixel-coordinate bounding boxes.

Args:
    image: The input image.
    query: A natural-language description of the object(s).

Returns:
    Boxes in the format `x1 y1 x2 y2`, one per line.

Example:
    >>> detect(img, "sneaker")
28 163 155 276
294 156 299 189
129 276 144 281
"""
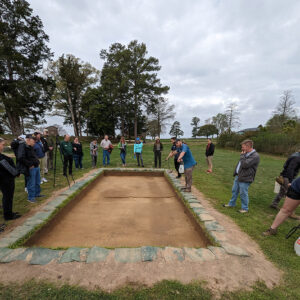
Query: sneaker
269 204 279 210
25 187 28 193
40 181 43 185
262 228 277 236
222 204 234 208
0 223 6 233
42 178 48 183
27 199 37 203
238 209 248 213
289 213 300 220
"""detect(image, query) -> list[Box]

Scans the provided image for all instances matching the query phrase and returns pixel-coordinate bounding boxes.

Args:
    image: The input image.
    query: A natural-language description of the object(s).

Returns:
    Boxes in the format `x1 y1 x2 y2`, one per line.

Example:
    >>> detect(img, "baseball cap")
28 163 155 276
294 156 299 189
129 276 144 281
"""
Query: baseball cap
26 134 37 141
136 137 140 141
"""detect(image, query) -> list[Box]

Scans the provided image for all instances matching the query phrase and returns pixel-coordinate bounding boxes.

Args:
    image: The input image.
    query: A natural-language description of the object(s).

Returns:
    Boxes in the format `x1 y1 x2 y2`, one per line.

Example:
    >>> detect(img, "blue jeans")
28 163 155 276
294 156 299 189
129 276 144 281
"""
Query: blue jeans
73 154 83 169
120 151 126 164
26 167 41 200
228 176 251 211
103 150 110 165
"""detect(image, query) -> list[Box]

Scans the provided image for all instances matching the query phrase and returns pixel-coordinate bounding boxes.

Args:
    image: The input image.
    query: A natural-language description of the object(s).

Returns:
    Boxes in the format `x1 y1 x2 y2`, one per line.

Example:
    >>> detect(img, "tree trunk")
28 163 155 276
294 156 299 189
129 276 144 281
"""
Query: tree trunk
5 106 22 135
134 95 138 139
67 88 79 137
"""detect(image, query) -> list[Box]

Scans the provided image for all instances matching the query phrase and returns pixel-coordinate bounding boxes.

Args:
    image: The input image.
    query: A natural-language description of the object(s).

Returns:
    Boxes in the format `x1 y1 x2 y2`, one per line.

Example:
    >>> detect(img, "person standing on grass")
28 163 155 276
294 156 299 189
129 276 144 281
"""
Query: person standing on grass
90 139 98 168
100 135 112 166
269 150 300 220
118 136 127 167
41 129 50 175
73 137 83 169
153 136 163 168
47 133 55 170
18 134 44 203
166 137 181 178
263 176 300 236
33 132 47 184
205 138 215 173
0 137 21 220
134 137 144 167
223 139 260 213
60 135 73 177
176 139 197 192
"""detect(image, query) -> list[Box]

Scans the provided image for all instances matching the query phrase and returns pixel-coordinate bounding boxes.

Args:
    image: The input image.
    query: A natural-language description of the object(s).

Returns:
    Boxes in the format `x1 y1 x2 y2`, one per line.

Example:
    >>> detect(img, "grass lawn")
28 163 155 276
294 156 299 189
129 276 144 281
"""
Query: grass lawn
0 139 299 299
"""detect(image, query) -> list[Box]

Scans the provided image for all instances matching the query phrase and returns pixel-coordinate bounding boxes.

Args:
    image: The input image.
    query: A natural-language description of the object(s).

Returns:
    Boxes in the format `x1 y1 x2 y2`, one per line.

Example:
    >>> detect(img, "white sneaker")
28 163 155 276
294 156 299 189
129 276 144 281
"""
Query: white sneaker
40 181 43 184
42 178 48 183
25 187 28 193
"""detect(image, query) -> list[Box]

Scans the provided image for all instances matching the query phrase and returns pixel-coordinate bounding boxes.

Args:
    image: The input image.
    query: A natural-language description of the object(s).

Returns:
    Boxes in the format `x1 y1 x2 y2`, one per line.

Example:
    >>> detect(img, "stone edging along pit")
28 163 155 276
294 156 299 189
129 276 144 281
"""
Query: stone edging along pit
0 168 250 265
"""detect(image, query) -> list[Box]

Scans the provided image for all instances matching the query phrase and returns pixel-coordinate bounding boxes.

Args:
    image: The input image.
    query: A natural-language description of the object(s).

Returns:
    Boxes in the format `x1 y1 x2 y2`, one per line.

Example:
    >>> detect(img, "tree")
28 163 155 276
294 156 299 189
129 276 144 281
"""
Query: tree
225 103 241 132
169 121 184 138
46 54 99 137
198 124 218 138
273 90 297 122
127 40 169 138
148 98 175 137
212 113 228 135
146 119 159 139
190 117 200 138
81 87 117 137
0 0 55 135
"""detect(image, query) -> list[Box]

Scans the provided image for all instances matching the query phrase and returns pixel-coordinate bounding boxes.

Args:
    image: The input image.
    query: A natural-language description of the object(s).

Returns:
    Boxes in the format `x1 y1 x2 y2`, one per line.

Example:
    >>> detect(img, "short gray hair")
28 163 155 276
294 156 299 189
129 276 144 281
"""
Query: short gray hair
241 139 253 148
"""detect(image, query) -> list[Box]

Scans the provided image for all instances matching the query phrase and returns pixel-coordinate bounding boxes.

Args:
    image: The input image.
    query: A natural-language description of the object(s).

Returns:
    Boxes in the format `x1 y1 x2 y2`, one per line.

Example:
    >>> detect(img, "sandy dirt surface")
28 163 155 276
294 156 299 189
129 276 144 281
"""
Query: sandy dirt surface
26 174 209 248
0 170 282 294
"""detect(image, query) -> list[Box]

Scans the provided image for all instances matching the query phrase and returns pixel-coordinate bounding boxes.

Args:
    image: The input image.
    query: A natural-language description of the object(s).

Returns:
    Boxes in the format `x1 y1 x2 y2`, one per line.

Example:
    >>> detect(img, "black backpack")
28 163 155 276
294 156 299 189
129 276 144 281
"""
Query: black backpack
10 139 25 159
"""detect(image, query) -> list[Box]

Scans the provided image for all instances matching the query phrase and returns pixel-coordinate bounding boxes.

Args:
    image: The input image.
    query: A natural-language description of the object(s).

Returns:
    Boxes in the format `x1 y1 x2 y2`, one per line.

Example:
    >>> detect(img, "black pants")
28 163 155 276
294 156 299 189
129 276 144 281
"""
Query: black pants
0 178 15 219
63 155 73 175
174 158 181 177
154 151 162 168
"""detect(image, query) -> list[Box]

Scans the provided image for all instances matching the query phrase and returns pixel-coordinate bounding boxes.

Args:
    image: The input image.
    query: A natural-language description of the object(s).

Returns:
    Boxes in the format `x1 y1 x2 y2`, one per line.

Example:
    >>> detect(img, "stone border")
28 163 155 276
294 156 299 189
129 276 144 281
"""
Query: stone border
0 168 250 264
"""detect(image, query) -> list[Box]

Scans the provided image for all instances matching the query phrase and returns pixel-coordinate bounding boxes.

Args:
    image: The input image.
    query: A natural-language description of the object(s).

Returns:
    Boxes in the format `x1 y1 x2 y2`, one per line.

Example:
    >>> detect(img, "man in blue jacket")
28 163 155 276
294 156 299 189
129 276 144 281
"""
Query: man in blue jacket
176 139 197 192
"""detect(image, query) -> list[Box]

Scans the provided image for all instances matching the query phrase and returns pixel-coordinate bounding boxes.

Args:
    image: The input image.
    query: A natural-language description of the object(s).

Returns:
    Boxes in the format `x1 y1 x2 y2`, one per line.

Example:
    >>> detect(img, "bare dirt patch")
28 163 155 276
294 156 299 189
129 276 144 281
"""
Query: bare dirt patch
25 174 209 248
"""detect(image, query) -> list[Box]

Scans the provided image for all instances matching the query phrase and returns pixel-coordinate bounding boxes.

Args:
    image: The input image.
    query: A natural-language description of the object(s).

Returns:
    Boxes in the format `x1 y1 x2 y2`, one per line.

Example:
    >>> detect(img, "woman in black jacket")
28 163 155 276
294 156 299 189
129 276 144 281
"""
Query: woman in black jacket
153 137 163 168
205 138 215 173
72 137 83 169
0 138 20 220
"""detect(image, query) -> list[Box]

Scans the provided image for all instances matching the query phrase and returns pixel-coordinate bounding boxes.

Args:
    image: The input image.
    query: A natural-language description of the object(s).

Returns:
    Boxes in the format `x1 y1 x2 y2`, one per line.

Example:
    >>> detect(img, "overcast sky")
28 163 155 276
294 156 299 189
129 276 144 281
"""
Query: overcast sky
29 0 300 137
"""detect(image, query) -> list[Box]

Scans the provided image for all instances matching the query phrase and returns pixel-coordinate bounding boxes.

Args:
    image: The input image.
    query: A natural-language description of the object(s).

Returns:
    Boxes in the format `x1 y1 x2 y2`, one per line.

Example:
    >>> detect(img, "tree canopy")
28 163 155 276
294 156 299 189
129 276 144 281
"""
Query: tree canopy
0 0 55 135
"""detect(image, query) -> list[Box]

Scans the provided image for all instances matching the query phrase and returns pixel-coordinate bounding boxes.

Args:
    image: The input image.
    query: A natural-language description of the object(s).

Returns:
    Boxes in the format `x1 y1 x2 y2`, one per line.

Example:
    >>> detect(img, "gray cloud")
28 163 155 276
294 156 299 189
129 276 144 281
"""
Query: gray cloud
30 0 300 136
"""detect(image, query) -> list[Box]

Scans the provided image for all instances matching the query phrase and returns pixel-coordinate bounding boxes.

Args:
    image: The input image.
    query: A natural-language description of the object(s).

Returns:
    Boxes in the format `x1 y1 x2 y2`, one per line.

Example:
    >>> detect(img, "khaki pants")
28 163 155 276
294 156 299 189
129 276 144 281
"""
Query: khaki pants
184 166 195 191
39 156 47 179
43 152 48 174
206 156 213 171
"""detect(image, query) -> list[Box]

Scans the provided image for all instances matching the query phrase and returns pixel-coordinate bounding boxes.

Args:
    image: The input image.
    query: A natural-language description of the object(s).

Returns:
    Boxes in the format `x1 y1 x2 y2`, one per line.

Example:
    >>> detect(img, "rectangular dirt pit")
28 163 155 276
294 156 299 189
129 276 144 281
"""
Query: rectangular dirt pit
25 171 211 248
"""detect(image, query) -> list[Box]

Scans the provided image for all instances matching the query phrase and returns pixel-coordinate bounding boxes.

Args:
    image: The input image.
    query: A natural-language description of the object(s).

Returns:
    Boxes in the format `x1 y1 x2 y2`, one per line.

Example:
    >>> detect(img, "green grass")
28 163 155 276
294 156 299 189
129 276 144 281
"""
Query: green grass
1 140 300 299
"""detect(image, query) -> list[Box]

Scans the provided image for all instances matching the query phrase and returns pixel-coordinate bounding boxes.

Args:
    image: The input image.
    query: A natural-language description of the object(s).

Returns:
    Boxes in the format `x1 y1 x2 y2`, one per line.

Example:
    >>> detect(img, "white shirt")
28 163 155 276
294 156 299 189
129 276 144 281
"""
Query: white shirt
100 139 112 149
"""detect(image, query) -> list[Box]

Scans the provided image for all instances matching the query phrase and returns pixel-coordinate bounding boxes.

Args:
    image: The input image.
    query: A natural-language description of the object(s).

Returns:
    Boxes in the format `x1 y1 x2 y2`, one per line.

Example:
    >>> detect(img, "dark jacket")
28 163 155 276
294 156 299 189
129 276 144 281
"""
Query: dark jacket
280 152 300 183
10 139 25 160
60 141 73 156
233 150 260 183
73 142 83 156
41 136 49 153
206 143 215 157
33 141 45 158
153 142 163 152
17 143 40 176
0 153 16 181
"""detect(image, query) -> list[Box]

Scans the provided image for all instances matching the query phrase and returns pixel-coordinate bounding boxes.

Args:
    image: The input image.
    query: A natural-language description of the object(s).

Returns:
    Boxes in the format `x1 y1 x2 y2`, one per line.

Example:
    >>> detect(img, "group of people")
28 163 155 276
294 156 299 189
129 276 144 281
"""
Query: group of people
1 132 299 239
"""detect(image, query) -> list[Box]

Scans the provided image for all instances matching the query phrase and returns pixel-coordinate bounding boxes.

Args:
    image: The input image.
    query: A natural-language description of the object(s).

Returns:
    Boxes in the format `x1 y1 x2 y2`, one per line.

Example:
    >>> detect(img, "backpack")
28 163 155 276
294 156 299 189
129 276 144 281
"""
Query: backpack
10 139 24 159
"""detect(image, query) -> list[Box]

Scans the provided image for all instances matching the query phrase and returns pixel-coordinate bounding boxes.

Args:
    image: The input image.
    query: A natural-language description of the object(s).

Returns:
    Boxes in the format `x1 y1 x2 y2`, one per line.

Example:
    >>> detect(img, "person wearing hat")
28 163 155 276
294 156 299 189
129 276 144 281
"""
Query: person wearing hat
18 134 43 203
134 137 144 167
153 136 163 168
0 137 20 220
33 131 47 183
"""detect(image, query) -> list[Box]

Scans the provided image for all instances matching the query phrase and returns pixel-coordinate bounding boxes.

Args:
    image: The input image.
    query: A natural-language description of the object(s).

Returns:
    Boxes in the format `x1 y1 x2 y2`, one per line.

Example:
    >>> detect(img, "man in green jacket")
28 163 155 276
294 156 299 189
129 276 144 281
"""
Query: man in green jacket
60 135 73 176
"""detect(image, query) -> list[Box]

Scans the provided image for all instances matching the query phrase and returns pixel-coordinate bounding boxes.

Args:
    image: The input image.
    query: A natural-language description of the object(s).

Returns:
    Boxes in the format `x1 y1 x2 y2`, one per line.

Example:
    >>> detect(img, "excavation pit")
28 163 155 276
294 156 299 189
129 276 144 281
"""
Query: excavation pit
25 170 211 248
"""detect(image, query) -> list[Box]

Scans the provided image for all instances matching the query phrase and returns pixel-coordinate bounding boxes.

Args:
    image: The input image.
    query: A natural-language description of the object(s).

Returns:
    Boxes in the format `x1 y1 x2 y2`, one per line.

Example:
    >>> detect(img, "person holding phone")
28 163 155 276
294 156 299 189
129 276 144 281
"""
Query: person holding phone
0 137 20 220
